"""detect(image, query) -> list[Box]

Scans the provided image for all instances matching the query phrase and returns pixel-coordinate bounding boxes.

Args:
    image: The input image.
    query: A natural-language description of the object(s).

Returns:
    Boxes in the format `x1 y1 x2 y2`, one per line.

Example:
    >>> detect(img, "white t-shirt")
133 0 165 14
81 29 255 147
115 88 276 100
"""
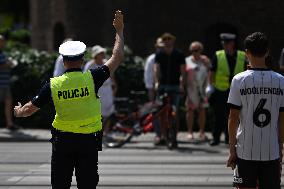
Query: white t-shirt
84 60 115 117
144 53 155 89
228 68 284 161
185 56 208 106
53 55 66 77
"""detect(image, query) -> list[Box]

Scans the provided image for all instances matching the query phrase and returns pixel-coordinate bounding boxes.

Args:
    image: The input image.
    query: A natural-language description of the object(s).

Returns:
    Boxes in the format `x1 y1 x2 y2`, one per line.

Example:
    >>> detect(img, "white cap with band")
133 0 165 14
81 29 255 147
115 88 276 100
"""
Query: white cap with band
59 41 86 61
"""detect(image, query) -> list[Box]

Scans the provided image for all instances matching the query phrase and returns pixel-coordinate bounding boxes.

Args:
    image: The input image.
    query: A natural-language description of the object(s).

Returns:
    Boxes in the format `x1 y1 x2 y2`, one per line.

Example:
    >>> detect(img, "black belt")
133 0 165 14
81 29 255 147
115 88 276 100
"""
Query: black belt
51 127 102 137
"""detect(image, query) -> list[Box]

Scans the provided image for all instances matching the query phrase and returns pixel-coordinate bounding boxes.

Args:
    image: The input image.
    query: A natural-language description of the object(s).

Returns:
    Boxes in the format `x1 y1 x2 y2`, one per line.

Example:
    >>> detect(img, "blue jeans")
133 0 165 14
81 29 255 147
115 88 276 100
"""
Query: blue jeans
155 85 180 137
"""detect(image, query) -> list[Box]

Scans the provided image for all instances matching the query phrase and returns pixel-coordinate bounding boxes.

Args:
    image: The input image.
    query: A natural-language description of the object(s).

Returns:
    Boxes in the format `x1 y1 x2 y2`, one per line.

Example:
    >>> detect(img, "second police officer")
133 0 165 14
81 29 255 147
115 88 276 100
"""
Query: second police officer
208 33 247 146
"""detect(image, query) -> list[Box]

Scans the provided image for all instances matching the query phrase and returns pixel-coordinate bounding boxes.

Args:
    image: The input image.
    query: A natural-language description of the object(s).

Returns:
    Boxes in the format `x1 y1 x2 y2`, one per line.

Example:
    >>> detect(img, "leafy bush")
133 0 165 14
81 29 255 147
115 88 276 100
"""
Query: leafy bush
1 43 147 128
0 28 30 44
1 42 57 128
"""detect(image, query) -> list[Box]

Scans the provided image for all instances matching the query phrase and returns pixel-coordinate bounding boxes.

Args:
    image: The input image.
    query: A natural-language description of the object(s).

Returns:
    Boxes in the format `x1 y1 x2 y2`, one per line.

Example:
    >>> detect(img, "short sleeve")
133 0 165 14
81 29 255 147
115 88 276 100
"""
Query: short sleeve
90 65 110 94
155 51 162 64
227 77 242 109
144 55 154 89
31 81 52 108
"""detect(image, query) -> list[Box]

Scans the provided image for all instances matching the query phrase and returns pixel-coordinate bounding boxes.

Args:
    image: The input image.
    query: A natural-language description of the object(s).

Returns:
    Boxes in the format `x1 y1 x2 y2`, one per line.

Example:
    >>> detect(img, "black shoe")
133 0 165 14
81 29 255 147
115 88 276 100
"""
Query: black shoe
6 125 20 131
167 141 178 150
209 140 220 146
154 137 166 146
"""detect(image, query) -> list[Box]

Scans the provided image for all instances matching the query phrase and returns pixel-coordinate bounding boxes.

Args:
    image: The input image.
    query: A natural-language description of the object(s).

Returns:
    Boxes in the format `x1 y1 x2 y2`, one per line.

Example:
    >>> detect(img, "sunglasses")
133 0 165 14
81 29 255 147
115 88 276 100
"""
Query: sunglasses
163 37 172 41
190 49 200 53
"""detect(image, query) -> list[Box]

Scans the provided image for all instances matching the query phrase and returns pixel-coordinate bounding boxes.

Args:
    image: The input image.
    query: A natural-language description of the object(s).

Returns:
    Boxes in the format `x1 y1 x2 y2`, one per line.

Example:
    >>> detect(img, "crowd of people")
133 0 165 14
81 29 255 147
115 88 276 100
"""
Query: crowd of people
1 30 284 147
0 10 284 188
143 32 248 146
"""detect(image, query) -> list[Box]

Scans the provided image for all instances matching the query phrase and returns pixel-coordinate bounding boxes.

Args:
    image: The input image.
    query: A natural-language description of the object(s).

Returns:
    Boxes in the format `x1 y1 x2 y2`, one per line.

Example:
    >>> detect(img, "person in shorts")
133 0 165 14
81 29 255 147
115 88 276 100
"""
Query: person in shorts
227 32 284 189
185 41 210 140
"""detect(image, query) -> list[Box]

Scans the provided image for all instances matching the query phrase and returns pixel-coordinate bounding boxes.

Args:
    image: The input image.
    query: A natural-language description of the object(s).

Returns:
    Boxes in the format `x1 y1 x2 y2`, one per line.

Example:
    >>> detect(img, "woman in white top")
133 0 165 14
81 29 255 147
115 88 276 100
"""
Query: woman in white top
185 41 210 140
84 45 117 134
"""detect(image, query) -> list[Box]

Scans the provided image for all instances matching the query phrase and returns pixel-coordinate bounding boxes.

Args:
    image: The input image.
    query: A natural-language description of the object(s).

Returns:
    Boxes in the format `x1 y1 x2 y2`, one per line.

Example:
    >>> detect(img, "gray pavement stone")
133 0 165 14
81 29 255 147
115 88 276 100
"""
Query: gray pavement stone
0 129 283 188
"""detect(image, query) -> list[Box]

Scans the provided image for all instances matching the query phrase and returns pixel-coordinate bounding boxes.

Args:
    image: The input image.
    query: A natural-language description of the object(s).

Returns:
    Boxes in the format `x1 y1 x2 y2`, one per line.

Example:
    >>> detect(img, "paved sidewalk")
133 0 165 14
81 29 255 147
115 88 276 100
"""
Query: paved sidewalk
0 128 220 143
0 129 283 188
0 129 51 142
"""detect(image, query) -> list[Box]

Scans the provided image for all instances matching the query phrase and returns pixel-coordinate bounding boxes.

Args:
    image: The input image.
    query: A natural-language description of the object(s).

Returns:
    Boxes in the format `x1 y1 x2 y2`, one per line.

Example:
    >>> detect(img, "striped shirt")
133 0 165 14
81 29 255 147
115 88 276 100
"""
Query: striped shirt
228 68 284 161
0 52 10 88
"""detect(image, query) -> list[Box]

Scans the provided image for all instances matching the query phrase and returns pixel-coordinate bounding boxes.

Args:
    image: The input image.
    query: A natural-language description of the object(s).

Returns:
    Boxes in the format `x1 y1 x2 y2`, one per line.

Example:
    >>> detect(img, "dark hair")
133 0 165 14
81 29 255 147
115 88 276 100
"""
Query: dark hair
244 32 269 57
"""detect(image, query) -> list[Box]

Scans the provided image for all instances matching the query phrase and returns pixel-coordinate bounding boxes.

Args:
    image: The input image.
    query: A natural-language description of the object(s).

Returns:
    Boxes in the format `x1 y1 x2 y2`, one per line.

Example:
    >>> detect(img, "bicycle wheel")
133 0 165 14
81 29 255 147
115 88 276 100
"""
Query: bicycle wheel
103 123 133 148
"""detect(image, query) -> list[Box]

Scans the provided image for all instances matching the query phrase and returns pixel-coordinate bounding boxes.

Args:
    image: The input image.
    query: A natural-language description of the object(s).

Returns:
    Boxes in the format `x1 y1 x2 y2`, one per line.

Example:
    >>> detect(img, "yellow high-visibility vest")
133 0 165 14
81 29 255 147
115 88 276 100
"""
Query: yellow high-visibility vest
214 50 245 91
50 70 102 134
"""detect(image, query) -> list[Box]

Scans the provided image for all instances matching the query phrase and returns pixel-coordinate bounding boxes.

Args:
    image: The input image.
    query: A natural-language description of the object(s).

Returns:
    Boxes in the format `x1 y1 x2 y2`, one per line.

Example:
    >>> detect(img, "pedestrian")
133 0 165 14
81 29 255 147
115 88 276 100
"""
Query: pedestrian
227 32 284 189
13 10 124 189
185 41 210 141
84 45 117 135
53 38 73 77
144 37 164 102
0 35 19 130
154 32 186 148
144 38 164 143
208 33 247 146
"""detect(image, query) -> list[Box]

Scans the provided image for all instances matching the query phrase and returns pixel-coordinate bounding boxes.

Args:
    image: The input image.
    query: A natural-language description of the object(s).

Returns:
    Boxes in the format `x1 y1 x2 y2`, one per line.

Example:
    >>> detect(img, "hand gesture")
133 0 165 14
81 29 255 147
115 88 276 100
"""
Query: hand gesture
14 102 22 117
113 10 124 33
200 55 211 68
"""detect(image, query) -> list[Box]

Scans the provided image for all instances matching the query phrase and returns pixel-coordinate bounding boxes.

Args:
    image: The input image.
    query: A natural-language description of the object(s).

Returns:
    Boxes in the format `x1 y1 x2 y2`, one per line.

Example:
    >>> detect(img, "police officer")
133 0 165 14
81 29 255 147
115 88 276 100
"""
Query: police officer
208 33 246 146
13 10 124 189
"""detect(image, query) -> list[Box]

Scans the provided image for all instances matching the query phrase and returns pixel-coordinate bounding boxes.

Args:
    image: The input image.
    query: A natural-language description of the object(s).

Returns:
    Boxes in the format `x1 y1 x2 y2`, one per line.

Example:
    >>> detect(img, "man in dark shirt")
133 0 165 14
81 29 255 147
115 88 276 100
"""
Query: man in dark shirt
209 33 247 146
154 32 186 148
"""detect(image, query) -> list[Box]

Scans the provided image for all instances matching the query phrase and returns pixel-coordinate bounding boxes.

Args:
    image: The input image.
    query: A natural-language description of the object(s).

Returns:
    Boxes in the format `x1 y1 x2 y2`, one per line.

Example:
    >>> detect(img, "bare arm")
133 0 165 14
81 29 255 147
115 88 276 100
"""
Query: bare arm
208 71 215 85
228 108 240 145
105 10 124 75
227 108 240 169
14 102 39 117
153 63 160 90
180 64 186 86
279 112 284 159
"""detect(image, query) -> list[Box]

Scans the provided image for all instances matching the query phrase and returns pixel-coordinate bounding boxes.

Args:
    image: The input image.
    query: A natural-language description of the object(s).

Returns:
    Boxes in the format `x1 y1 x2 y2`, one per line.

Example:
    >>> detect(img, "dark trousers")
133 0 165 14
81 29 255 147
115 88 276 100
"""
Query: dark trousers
210 89 229 143
50 130 100 189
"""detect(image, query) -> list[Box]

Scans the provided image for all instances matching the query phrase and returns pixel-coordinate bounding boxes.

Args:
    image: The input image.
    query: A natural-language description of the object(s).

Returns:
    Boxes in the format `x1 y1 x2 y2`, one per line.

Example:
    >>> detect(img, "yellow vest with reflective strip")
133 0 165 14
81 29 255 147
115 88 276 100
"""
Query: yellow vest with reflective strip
50 70 102 134
214 50 246 91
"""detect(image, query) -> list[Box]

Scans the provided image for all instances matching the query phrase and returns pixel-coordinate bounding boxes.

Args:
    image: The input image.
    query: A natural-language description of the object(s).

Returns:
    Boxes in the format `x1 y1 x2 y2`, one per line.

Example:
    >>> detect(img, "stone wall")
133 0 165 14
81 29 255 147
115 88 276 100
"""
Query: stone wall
30 0 284 60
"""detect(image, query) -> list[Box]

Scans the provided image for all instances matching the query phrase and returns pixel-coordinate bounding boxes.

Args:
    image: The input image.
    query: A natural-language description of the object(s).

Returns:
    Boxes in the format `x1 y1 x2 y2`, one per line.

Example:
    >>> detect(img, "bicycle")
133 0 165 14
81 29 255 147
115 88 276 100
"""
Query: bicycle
103 90 178 149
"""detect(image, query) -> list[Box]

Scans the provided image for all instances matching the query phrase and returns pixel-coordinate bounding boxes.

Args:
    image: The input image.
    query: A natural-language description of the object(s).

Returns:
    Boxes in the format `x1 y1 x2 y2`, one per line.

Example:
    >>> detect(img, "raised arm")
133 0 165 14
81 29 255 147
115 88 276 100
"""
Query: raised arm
105 10 124 75
14 101 39 117
279 112 284 160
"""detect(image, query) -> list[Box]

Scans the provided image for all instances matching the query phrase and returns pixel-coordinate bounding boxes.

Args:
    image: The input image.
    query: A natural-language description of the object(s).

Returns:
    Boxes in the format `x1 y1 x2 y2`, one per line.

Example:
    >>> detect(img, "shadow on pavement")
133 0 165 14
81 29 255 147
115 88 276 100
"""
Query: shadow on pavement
0 129 50 142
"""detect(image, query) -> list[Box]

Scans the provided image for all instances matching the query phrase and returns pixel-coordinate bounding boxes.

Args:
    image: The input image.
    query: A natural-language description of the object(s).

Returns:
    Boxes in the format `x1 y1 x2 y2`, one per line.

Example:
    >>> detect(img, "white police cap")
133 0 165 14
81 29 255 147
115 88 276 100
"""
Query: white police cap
220 33 236 41
59 41 86 58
